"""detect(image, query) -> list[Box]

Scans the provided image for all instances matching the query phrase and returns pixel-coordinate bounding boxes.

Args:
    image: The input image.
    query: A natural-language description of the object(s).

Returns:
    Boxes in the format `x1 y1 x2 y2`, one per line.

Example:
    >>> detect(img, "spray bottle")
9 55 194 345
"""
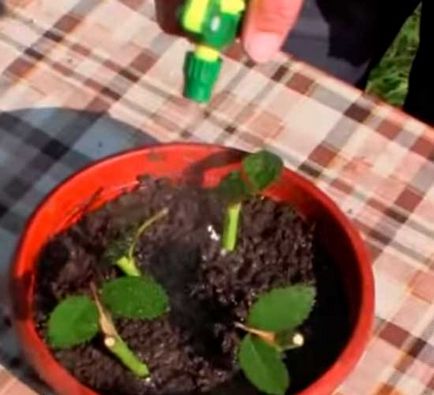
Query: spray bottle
179 0 246 103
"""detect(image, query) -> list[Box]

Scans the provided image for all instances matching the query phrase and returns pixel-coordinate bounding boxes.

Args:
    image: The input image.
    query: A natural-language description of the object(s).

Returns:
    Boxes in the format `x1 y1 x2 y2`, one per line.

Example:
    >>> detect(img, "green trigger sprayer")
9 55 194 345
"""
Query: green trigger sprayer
179 0 246 103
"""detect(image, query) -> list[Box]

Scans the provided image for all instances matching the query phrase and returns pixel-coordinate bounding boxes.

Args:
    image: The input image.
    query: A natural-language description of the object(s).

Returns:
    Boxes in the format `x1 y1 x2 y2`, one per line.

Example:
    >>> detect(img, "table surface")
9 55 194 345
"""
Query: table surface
0 1 433 394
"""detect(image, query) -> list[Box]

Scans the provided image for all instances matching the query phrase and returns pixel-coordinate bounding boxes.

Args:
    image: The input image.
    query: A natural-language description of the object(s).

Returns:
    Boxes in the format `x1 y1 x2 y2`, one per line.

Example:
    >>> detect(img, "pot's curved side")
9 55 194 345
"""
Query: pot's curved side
10 143 374 395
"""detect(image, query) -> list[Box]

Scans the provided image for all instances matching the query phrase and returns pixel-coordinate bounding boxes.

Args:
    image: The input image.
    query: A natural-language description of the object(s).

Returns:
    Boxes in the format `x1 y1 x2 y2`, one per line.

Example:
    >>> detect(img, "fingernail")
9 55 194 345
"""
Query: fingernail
245 32 282 63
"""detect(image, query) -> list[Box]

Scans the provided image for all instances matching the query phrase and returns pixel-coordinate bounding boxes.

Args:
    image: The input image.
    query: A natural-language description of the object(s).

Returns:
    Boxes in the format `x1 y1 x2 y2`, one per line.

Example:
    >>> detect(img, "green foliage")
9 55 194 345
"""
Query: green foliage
242 150 284 193
47 215 170 378
237 284 315 393
217 150 284 205
247 285 316 332
101 276 169 319
47 276 164 377
218 150 284 251
48 295 99 349
103 209 169 276
239 334 289 395
218 171 250 204
367 8 420 106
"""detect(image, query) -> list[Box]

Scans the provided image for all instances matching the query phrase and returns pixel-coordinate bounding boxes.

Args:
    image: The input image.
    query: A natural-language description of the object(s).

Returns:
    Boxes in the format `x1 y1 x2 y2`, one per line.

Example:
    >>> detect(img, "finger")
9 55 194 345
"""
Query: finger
155 0 184 35
242 0 304 63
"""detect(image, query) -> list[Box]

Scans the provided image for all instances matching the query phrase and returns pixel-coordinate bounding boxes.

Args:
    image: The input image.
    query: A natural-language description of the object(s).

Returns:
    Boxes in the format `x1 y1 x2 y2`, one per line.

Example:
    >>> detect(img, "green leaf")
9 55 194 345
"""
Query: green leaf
48 295 99 349
242 150 283 192
101 276 169 319
247 285 316 332
239 335 289 395
217 171 250 204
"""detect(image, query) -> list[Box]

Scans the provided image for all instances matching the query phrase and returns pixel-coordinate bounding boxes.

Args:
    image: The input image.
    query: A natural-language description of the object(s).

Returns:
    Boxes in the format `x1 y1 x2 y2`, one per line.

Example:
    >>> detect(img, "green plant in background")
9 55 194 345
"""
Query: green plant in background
48 276 169 378
103 208 169 277
217 150 283 251
367 8 420 106
237 285 316 395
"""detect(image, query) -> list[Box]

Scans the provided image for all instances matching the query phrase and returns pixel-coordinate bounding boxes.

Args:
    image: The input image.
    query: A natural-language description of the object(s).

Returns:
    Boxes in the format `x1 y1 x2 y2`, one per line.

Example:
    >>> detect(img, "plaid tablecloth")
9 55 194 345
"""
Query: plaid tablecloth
0 1 433 394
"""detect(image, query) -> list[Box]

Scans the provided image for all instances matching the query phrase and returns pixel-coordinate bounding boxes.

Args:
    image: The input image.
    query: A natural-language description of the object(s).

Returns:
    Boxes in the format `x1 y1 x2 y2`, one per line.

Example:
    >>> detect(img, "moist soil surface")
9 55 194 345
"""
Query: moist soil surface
33 176 350 395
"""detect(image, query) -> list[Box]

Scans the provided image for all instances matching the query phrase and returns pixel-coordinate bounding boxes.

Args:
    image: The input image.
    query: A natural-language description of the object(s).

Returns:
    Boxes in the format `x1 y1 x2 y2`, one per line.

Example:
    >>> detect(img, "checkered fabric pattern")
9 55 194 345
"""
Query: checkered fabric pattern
0 1 433 394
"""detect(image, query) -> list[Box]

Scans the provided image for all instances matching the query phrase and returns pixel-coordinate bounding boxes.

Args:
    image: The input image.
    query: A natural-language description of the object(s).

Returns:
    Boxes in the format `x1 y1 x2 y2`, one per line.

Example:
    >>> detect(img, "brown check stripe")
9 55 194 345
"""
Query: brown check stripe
0 1 433 394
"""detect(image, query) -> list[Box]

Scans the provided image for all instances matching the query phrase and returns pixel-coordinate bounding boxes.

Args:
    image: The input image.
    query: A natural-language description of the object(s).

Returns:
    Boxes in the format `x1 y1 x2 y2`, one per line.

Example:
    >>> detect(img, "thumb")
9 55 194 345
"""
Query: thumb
242 0 304 63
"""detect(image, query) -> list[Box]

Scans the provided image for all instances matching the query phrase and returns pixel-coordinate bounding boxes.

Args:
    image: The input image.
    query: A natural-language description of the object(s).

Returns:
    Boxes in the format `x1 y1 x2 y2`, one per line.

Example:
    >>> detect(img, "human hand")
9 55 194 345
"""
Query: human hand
155 0 304 63
242 0 303 62
155 0 184 36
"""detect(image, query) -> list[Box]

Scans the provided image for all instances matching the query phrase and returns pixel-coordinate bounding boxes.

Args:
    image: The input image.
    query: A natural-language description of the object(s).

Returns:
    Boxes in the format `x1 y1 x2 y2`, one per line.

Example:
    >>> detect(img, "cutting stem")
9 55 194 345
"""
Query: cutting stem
222 202 242 251
90 283 149 378
104 336 149 378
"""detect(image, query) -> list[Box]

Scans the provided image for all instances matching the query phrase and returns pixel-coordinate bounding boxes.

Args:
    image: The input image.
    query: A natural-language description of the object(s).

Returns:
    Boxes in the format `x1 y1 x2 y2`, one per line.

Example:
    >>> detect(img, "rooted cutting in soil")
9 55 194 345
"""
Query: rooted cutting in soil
33 176 350 395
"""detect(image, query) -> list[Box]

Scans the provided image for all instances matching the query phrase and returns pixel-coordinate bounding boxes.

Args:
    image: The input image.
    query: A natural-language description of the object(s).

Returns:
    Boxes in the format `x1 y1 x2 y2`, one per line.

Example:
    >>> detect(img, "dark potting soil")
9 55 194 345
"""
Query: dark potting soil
33 177 350 395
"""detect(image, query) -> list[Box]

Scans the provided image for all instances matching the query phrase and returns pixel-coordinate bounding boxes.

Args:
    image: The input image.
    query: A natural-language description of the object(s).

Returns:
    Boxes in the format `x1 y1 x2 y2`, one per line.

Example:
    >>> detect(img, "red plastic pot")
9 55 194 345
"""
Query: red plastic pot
11 143 374 395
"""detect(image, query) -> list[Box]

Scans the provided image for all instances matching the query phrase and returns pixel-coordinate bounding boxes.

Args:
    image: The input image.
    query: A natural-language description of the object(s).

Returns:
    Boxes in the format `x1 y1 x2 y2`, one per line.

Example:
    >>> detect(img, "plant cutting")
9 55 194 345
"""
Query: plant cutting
103 208 169 277
217 150 283 251
12 144 374 395
47 275 169 378
236 285 316 395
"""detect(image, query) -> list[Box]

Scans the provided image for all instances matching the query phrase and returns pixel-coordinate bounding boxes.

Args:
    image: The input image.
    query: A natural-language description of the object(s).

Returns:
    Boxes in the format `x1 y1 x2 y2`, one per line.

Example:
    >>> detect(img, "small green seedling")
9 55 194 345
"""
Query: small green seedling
104 208 168 277
217 150 283 251
47 276 169 378
236 284 316 395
